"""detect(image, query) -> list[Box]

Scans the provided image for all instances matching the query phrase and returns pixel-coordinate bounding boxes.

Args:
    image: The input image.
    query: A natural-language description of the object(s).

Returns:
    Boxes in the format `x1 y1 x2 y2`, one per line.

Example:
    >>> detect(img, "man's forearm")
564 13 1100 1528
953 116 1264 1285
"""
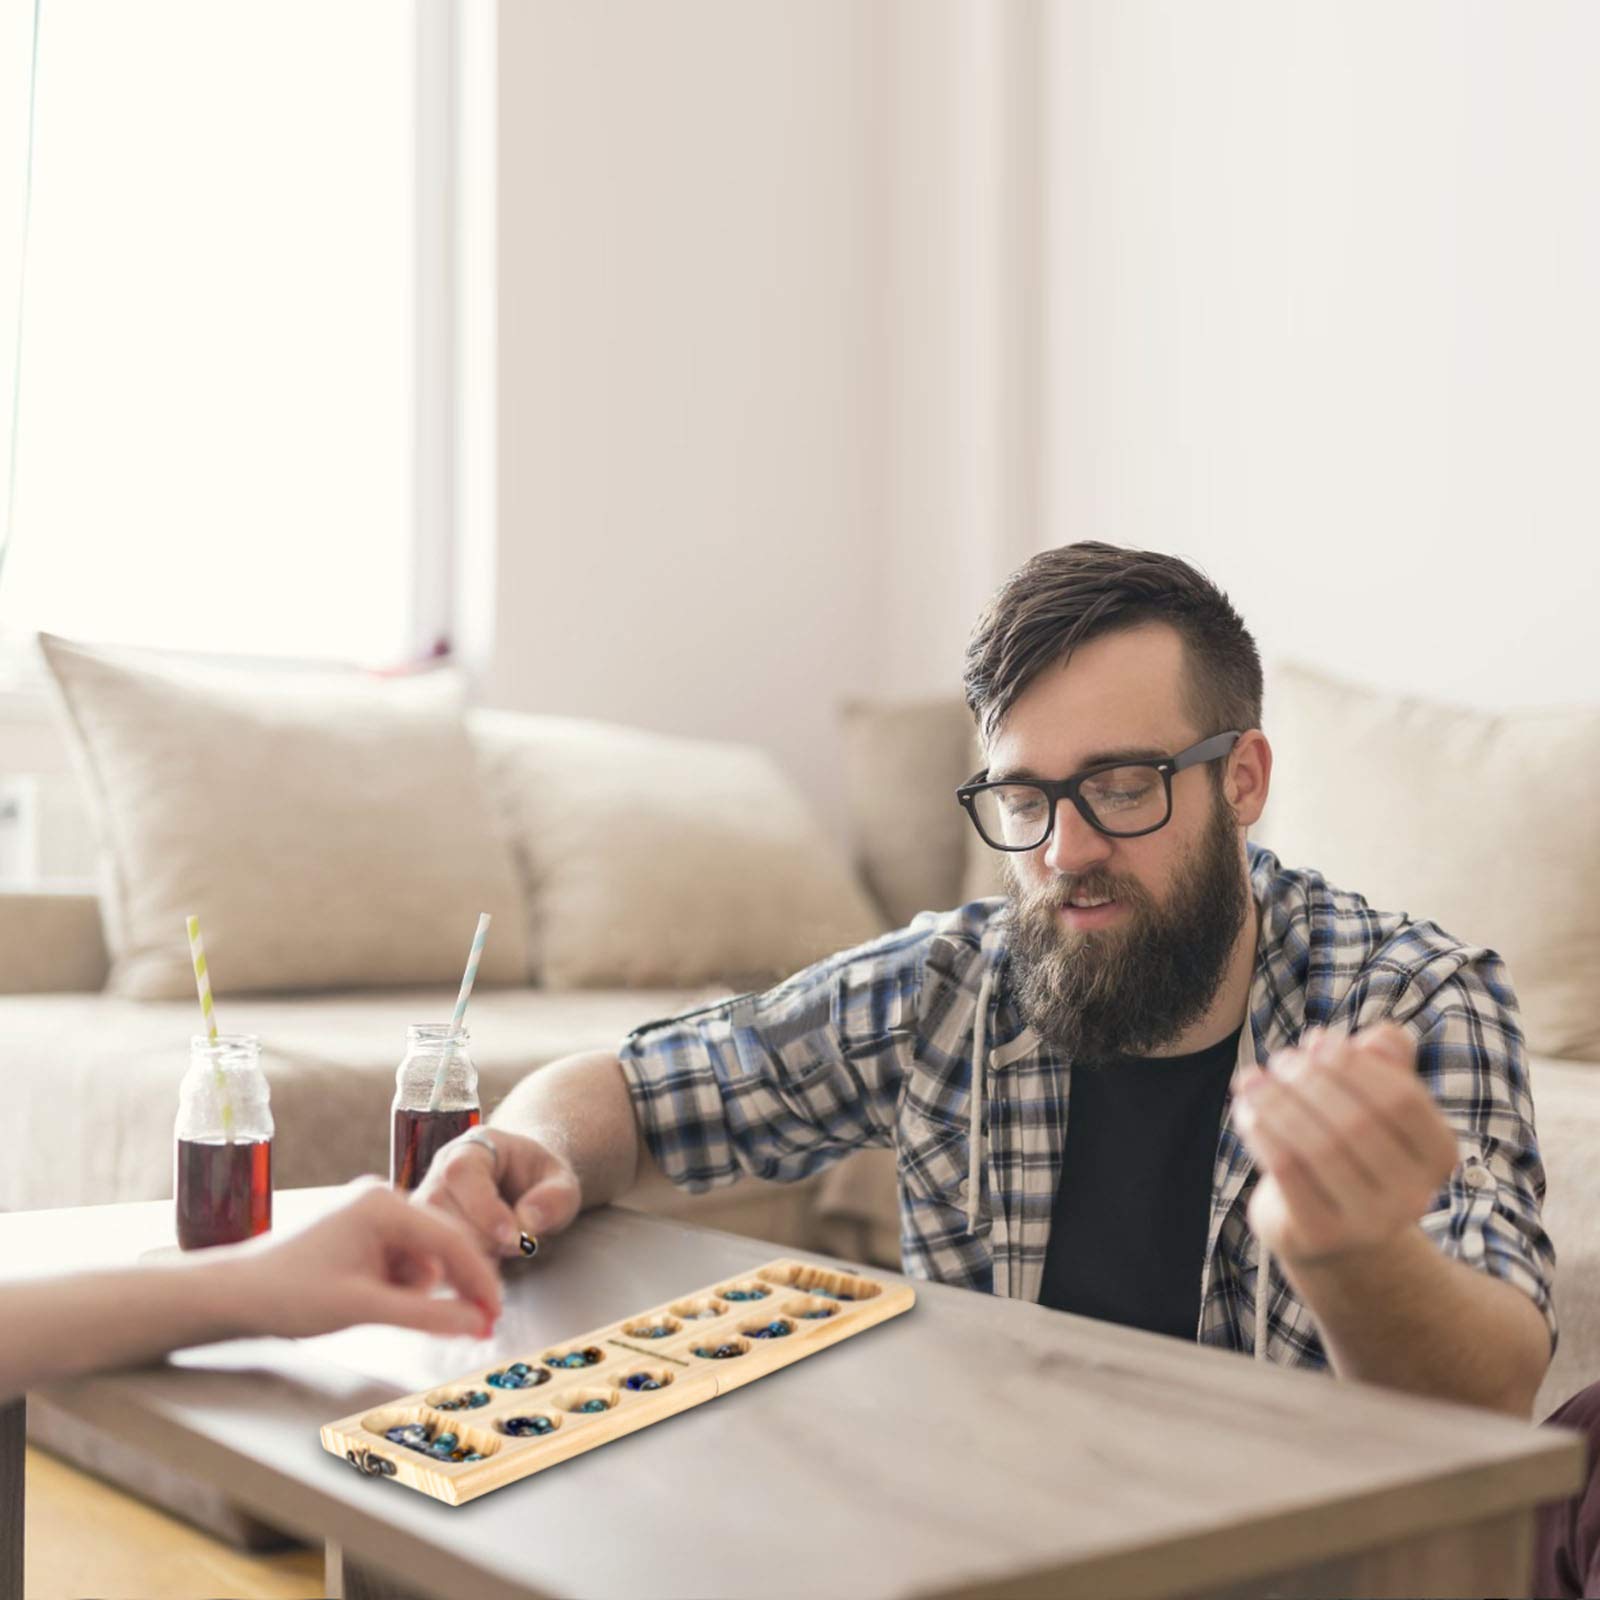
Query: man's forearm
487 1051 646 1209
1282 1225 1551 1417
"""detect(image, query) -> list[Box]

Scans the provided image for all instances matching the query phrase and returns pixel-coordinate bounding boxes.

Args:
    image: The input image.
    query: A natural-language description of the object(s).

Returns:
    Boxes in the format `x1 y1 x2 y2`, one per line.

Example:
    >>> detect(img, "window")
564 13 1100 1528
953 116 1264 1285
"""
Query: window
0 0 442 670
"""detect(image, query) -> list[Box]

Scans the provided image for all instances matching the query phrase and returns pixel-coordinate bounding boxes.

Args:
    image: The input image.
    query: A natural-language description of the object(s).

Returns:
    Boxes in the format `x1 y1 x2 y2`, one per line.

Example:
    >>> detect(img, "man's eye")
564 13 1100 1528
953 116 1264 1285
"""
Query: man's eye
999 790 1044 817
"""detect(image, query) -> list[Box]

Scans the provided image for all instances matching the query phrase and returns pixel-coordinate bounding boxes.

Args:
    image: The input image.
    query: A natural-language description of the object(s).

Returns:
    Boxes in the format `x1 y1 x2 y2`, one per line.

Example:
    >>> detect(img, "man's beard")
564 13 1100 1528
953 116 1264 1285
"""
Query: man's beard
1004 789 1249 1064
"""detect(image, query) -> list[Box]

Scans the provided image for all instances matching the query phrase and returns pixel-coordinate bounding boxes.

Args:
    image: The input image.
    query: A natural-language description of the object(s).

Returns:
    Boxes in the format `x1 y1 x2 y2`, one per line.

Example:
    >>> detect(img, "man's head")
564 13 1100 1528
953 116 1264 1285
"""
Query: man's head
961 543 1271 1061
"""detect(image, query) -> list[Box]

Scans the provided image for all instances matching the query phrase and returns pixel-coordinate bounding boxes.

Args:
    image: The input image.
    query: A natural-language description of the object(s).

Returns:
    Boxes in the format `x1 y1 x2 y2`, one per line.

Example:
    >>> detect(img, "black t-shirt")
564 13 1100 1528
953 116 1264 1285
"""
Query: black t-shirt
1038 1025 1243 1341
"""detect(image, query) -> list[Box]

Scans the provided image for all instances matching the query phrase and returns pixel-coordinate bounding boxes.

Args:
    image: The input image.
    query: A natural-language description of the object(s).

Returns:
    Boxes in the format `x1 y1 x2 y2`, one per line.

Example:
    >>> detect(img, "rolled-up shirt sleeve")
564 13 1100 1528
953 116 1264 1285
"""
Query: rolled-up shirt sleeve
1400 948 1558 1355
615 926 928 1192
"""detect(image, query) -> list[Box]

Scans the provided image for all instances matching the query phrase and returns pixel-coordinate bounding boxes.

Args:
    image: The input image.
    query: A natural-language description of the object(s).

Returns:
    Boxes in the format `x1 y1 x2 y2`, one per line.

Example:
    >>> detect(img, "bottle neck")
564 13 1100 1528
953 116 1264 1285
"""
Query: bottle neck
396 1024 478 1112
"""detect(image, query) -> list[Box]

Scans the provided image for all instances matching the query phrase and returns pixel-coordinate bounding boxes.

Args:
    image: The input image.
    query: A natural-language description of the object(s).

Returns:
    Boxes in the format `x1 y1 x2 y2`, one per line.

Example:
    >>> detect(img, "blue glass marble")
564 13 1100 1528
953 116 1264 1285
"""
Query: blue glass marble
722 1287 768 1301
382 1423 484 1464
694 1343 746 1359
575 1398 610 1414
487 1366 544 1390
623 1373 663 1391
632 1324 674 1338
435 1389 491 1411
798 1307 836 1319
545 1347 603 1369
503 1414 556 1437
748 1320 792 1339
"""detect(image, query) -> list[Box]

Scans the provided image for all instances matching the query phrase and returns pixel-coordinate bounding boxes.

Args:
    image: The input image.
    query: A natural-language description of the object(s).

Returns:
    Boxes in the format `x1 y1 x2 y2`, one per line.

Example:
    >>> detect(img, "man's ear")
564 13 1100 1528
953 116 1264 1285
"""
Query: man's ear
1226 730 1271 827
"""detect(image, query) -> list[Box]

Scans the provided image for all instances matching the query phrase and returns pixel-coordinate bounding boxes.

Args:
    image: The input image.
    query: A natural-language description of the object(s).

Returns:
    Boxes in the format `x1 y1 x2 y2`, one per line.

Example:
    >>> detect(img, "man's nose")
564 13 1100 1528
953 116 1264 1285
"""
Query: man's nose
1041 799 1116 877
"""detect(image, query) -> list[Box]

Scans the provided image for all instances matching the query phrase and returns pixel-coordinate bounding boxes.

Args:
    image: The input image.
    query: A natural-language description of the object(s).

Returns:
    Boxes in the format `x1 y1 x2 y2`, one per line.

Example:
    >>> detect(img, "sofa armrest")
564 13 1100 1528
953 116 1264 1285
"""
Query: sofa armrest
0 890 108 993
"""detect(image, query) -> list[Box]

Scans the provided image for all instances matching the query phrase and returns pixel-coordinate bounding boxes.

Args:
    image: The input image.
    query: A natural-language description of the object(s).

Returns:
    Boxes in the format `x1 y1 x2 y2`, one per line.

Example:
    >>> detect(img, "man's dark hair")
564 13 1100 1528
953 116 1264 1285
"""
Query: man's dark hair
962 542 1263 760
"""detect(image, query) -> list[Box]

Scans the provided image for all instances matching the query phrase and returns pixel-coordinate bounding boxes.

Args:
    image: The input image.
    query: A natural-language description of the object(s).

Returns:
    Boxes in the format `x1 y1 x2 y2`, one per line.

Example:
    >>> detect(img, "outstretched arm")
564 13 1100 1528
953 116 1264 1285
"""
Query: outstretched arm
0 1181 501 1405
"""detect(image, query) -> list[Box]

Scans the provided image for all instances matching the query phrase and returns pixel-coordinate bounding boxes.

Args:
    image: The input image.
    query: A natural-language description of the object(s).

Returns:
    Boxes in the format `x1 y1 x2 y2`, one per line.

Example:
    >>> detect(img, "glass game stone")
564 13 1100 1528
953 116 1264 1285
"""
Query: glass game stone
798 1307 837 1319
748 1320 792 1339
722 1287 768 1301
623 1373 663 1391
383 1424 485 1464
636 1325 673 1338
503 1415 556 1437
487 1363 547 1390
694 1343 746 1359
435 1389 492 1410
546 1347 603 1369
575 1398 610 1414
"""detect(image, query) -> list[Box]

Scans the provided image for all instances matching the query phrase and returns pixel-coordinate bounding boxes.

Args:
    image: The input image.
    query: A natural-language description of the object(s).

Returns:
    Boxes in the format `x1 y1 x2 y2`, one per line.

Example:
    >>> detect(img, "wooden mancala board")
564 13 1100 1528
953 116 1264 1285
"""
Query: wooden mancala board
322 1256 916 1505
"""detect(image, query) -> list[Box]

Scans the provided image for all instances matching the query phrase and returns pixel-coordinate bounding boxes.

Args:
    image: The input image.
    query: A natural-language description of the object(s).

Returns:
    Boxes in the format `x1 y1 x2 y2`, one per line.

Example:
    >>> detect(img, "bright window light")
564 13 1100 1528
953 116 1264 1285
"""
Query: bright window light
1 0 418 667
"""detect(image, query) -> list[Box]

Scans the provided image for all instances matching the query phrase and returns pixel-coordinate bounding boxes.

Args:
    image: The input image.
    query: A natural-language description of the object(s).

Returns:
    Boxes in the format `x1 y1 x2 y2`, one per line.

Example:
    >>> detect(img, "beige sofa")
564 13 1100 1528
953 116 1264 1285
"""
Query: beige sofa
6 662 1599 1548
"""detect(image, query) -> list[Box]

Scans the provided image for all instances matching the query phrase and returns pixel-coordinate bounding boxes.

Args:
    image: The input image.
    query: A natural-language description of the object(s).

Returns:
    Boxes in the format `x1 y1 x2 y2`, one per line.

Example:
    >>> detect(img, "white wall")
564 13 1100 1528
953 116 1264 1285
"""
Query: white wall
1035 1 1600 714
487 0 890 836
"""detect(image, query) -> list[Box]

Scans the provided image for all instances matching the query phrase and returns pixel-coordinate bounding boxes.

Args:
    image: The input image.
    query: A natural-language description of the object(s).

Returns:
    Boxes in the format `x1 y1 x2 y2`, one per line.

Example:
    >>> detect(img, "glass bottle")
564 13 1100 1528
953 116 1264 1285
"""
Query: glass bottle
391 1024 481 1191
174 1034 274 1250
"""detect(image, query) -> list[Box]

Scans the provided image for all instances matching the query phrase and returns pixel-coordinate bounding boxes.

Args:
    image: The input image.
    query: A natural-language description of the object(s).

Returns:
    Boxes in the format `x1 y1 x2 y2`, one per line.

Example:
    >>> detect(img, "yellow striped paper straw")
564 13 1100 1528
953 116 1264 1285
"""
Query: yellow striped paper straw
186 914 235 1141
428 912 491 1110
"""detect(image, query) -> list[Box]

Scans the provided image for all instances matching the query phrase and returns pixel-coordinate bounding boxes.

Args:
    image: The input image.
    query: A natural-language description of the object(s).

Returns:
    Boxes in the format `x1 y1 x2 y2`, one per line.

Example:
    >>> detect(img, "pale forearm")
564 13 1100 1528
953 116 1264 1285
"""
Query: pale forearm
0 1255 253 1404
488 1051 646 1209
1284 1226 1551 1417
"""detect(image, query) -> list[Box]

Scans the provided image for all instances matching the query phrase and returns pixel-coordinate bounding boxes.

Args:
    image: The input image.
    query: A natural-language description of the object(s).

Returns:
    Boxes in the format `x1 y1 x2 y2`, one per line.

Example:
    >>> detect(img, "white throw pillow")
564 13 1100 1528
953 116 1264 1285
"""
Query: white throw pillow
38 634 528 998
470 710 887 988
1256 661 1600 1061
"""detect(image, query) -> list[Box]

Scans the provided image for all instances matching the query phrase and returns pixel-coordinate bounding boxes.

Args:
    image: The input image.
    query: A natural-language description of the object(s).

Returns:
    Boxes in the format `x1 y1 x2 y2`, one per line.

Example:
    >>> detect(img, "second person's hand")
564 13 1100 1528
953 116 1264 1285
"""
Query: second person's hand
415 1126 584 1261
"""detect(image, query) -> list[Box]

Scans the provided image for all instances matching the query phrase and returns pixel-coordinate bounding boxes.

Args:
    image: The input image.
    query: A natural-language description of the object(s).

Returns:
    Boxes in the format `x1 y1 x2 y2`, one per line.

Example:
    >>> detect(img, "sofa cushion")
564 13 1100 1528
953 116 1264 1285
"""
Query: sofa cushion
839 696 980 927
470 710 886 988
36 634 527 999
1257 661 1600 1061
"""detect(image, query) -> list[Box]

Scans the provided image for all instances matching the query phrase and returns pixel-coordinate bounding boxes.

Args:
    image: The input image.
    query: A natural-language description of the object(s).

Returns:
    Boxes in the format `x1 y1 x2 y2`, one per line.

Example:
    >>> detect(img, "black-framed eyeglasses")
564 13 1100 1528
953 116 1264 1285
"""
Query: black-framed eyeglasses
956 731 1242 849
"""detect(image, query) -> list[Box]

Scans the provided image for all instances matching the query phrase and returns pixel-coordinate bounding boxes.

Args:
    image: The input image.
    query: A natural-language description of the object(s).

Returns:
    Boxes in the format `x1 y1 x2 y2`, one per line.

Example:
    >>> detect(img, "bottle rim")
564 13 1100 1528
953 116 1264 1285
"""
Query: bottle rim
407 1022 470 1043
190 1033 261 1052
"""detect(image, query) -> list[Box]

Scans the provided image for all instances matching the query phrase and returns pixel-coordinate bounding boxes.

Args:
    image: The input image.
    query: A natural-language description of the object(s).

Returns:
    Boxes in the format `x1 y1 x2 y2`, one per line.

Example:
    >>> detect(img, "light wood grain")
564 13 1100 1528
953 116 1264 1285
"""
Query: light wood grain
320 1257 915 1504
23 1443 322 1600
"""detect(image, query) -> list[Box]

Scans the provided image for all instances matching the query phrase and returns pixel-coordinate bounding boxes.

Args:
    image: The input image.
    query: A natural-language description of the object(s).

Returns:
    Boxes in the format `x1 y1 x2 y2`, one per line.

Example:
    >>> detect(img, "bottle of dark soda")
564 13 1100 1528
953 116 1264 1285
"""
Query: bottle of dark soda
391 1024 480 1191
174 1034 274 1250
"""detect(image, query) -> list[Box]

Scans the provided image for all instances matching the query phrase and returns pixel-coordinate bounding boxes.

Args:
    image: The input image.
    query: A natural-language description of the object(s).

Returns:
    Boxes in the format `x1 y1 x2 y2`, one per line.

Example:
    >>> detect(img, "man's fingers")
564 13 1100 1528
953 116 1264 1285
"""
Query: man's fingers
1334 1047 1460 1183
1286 1068 1409 1192
424 1140 526 1258
512 1167 582 1239
1233 1081 1356 1217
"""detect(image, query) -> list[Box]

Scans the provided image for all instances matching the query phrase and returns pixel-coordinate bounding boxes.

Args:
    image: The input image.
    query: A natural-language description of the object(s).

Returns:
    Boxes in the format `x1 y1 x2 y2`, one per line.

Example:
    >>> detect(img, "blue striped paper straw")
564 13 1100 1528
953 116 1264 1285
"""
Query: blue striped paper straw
428 913 491 1110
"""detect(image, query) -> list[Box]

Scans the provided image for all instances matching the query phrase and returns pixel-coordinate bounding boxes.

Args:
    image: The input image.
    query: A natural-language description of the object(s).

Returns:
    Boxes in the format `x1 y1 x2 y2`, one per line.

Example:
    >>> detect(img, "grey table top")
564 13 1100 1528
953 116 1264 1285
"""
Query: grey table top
3 1189 1584 1600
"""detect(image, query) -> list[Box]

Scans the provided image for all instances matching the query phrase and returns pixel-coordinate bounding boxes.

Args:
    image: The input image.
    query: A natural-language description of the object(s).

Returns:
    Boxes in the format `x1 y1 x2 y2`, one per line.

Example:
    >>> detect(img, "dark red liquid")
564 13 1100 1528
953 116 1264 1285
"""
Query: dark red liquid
392 1106 480 1191
175 1137 273 1251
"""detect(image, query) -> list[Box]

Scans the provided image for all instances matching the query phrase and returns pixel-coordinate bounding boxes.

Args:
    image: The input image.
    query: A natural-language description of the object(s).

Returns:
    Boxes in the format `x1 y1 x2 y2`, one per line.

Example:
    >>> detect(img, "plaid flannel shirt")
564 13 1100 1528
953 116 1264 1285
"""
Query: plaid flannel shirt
616 843 1556 1367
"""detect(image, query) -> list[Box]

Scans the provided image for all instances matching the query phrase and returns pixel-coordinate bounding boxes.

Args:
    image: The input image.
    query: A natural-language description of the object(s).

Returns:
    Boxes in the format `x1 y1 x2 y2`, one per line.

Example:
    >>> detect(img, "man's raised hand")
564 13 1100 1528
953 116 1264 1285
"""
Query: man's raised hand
1233 1022 1461 1268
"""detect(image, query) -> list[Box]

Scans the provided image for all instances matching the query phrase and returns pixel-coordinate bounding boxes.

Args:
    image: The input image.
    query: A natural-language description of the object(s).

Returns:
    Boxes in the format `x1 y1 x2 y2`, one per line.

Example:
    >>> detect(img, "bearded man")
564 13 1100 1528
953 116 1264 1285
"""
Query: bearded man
419 542 1559 1412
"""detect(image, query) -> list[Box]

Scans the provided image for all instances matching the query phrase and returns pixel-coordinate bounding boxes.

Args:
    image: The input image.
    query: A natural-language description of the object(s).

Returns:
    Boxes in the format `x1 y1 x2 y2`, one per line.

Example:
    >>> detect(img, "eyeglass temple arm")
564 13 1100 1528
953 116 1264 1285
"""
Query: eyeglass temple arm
1170 730 1242 773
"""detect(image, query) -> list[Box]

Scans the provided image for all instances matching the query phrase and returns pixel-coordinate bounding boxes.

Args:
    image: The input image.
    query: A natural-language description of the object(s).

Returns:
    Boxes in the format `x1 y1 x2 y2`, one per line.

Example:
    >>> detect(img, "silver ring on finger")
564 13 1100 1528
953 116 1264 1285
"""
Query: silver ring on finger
455 1126 502 1182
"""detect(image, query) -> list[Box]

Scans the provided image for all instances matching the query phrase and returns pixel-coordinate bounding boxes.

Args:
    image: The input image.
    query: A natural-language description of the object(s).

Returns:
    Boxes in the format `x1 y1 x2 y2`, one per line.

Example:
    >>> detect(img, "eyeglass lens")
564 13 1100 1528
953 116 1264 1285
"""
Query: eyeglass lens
970 765 1169 847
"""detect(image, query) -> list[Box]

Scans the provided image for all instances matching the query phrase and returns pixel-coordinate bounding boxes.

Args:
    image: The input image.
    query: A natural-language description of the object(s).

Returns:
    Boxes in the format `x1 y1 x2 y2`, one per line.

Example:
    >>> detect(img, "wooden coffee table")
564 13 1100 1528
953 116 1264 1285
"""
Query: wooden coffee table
0 1189 1585 1600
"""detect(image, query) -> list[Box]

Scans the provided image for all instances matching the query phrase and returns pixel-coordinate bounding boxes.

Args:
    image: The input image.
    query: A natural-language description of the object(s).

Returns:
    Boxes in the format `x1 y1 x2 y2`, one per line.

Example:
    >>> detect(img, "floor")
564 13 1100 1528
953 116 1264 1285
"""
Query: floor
25 1444 325 1600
